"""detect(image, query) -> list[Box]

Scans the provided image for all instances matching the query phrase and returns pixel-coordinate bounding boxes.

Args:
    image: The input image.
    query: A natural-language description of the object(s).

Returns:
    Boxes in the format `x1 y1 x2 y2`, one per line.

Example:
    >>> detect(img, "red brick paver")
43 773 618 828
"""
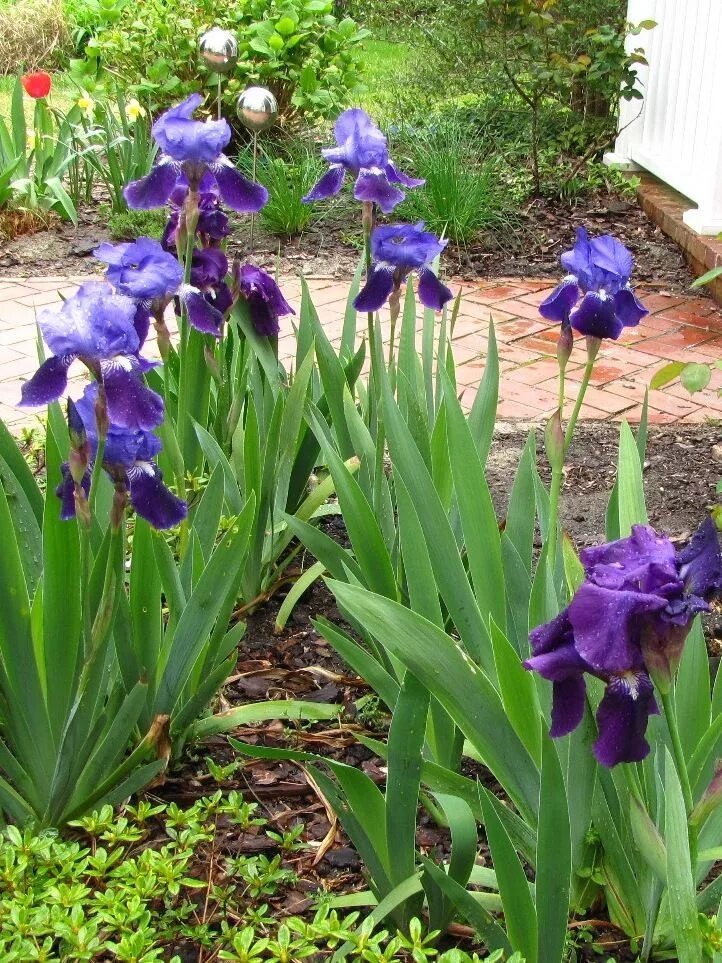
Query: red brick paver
2 274 722 430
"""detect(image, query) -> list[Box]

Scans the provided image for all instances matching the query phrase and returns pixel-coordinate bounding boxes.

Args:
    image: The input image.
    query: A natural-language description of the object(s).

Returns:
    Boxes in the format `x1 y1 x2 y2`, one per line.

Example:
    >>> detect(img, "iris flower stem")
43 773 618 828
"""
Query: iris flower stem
79 520 92 659
78 512 125 696
88 435 106 517
547 352 597 571
660 689 695 815
564 351 597 455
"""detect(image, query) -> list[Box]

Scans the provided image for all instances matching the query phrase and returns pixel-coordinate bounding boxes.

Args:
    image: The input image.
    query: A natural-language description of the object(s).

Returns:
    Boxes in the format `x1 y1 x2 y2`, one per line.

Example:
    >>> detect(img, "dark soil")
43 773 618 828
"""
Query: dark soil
1 189 692 294
150 419 722 961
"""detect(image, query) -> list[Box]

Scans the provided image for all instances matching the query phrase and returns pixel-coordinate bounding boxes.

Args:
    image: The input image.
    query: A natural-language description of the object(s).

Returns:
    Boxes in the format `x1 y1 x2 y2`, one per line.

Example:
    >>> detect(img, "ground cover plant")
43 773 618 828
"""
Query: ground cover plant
3 21 722 962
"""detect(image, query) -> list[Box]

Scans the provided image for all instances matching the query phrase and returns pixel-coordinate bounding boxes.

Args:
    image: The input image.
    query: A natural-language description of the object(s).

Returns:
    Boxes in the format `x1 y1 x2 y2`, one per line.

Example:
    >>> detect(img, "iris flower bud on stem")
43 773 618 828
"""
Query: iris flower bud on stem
690 762 722 829
557 322 573 372
110 484 128 532
152 304 172 361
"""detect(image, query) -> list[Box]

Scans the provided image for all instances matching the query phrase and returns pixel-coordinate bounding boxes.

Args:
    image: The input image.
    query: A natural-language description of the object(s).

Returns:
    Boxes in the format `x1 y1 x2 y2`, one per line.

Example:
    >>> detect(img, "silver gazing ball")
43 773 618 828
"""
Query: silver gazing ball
236 86 278 133
199 27 238 74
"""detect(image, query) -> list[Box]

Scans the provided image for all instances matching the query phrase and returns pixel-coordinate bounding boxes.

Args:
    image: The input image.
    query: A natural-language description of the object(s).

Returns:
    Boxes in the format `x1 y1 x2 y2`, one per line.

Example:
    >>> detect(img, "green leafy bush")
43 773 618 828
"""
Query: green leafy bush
82 0 369 118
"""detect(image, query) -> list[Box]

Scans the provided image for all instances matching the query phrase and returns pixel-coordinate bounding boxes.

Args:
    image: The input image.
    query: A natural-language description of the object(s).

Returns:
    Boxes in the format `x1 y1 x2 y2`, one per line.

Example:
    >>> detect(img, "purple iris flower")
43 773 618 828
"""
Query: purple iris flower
57 385 187 530
162 173 230 249
525 520 722 767
94 237 184 300
540 227 648 340
18 281 163 432
94 237 227 340
234 264 294 336
124 94 267 214
302 108 424 214
354 223 453 313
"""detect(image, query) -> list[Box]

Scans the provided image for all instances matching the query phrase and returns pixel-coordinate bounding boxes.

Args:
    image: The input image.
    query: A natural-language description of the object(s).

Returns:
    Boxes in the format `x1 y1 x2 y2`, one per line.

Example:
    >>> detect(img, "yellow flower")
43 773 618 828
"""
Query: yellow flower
77 96 95 119
125 99 145 122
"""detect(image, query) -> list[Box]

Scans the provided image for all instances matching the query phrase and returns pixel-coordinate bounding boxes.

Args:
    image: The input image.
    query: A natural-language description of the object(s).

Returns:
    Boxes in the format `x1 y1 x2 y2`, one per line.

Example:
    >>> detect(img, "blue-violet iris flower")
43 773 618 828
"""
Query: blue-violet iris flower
57 384 187 530
524 520 722 766
234 264 295 337
354 223 453 312
19 280 164 432
94 237 227 338
303 108 423 214
124 94 268 214
540 226 648 340
162 172 230 249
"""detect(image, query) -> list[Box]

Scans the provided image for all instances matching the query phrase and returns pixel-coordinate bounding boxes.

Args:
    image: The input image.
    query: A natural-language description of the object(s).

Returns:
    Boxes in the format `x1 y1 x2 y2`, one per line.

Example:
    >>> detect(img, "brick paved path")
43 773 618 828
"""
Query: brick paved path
2 273 722 431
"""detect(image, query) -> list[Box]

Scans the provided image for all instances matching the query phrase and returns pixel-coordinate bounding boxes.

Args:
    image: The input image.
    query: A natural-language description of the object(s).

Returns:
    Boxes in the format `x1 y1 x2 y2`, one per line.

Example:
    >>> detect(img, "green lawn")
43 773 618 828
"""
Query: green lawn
356 38 415 121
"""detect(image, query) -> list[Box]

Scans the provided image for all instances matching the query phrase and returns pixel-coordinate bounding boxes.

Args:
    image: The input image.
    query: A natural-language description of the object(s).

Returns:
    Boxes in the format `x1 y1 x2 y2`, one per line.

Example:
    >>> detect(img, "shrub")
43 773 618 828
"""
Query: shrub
0 0 70 73
82 0 369 119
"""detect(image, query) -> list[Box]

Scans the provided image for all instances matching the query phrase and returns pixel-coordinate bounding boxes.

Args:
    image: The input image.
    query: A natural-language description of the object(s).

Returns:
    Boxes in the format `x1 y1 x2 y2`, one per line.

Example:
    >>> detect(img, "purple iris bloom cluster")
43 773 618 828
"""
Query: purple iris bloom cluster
525 520 722 767
124 94 268 214
58 384 187 530
303 109 424 214
95 236 233 340
19 281 163 432
540 227 649 341
354 223 453 313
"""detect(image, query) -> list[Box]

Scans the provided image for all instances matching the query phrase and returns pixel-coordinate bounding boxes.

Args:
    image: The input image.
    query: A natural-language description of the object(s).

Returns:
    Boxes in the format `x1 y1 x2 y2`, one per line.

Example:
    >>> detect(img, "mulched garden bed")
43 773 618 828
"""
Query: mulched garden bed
1 190 693 295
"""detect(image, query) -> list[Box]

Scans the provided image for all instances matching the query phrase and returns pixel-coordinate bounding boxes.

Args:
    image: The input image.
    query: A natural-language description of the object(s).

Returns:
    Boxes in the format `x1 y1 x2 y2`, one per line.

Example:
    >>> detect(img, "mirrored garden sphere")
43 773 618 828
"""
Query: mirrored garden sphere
236 86 278 132
199 28 238 74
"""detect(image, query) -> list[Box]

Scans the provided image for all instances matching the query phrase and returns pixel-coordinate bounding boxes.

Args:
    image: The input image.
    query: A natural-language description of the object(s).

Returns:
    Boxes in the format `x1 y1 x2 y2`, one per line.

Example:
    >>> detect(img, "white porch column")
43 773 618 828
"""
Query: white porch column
681 5 722 235
603 0 654 170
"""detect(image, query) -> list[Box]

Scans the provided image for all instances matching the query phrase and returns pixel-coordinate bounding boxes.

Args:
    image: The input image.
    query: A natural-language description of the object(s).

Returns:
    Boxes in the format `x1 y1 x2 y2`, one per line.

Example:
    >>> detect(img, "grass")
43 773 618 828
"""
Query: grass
395 122 519 245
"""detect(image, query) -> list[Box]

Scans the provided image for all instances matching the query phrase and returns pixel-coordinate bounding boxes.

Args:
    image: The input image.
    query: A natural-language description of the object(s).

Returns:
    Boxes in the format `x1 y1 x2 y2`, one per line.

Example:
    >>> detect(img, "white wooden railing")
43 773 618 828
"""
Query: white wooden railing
604 0 722 235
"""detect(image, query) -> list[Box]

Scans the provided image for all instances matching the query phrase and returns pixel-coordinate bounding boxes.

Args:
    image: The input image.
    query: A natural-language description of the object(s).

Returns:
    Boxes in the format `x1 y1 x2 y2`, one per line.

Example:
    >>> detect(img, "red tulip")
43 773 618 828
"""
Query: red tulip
21 72 52 99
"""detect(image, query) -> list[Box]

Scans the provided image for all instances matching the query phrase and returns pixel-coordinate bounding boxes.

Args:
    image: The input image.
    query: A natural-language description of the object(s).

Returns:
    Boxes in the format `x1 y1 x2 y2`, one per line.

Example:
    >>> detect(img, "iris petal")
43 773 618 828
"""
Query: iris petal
385 161 424 188
102 362 165 431
417 268 453 312
614 287 648 327
354 265 395 312
551 676 587 738
212 160 268 213
180 288 224 336
593 673 658 767
128 463 187 529
124 161 180 210
19 355 71 407
570 291 623 340
302 165 346 203
353 169 405 214
539 277 579 322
